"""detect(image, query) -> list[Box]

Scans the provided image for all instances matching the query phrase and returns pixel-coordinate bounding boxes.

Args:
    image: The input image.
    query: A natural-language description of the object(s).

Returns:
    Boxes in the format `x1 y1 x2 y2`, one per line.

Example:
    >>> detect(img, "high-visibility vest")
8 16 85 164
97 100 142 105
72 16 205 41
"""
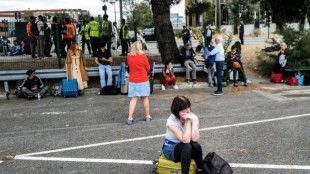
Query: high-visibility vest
102 20 112 36
63 24 74 39
81 25 90 40
89 21 99 38
26 22 33 37
121 24 129 39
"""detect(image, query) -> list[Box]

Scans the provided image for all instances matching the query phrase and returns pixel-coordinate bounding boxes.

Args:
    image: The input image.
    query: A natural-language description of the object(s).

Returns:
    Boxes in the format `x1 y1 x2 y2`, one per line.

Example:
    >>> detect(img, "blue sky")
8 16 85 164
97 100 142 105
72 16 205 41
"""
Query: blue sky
0 0 185 21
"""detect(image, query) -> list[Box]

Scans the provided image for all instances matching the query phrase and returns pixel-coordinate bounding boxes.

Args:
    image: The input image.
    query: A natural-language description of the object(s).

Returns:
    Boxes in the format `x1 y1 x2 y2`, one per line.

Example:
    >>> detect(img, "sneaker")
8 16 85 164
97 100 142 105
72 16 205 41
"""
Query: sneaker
161 84 166 90
145 116 152 122
213 91 223 96
193 80 197 84
27 95 35 100
173 85 179 89
208 83 213 87
127 119 136 125
98 92 101 95
185 79 190 84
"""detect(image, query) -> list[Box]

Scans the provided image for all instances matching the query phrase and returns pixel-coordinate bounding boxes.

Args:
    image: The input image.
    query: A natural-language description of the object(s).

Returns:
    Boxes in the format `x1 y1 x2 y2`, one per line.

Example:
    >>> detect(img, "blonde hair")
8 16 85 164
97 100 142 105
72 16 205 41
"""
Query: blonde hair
129 41 144 56
280 42 287 48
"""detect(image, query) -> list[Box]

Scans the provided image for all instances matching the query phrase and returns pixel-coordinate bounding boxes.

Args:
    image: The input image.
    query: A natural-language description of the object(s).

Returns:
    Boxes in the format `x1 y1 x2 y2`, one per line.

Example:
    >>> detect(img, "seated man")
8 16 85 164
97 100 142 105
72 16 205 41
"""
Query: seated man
18 69 49 100
11 40 21 56
180 44 196 84
0 36 8 56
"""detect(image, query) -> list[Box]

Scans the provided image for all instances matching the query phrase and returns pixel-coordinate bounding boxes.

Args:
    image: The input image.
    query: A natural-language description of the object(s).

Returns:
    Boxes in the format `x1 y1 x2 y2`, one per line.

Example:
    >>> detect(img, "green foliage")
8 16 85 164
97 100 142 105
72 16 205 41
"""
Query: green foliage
223 33 234 54
54 12 71 25
126 2 153 30
203 1 215 26
186 1 211 16
256 51 277 76
78 13 91 22
23 11 34 22
224 0 256 25
253 29 261 37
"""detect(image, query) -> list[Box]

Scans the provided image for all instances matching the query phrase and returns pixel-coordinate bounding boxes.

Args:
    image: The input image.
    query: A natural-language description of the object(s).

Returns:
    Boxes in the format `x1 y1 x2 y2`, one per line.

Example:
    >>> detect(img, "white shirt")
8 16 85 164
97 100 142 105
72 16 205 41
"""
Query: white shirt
112 25 117 37
209 42 225 61
165 114 186 143
36 21 44 36
207 28 212 37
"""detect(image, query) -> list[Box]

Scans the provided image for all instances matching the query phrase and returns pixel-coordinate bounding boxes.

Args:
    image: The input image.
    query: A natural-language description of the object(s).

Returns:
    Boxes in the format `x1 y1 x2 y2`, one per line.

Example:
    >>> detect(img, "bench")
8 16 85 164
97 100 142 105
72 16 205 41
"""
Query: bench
0 63 209 94
286 66 310 72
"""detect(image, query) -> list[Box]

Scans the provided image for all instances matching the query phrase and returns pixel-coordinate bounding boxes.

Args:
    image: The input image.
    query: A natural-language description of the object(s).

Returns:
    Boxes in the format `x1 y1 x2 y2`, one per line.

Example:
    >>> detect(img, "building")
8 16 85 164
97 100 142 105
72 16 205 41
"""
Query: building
185 0 203 27
171 13 185 29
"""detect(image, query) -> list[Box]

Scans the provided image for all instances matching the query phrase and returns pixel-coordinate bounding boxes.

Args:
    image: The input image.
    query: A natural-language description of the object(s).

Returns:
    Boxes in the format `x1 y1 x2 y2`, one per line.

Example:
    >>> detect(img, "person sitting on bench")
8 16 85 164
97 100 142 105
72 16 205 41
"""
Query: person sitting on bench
162 96 206 174
18 69 49 100
180 44 197 84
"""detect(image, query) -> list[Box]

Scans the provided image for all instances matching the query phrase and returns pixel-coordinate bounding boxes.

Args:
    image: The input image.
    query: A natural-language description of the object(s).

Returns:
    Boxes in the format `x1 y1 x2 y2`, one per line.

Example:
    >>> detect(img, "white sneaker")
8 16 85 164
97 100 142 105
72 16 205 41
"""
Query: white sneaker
173 85 179 89
161 85 166 90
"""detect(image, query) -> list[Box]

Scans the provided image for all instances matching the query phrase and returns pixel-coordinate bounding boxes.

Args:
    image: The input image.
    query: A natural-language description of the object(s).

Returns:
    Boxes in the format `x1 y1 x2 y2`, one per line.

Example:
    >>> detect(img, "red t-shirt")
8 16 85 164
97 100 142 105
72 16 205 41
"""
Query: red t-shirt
127 53 150 83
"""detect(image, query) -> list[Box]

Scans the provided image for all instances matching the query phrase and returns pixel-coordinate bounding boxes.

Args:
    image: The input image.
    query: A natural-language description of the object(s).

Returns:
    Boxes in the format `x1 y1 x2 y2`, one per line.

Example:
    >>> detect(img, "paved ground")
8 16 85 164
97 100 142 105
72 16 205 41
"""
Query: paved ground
0 73 310 174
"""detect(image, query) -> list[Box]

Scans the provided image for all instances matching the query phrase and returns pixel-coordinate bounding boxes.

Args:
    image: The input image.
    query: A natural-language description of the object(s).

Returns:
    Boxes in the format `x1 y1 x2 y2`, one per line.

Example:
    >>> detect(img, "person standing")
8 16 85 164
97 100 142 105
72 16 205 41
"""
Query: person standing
119 19 129 56
36 15 47 59
18 69 49 100
94 43 113 89
239 19 244 45
137 30 148 50
111 22 118 50
188 26 193 46
102 14 112 52
273 43 288 82
80 20 92 55
64 42 89 95
74 19 81 43
26 16 37 58
51 16 66 58
63 18 75 52
209 35 225 96
43 16 52 57
204 41 217 87
182 26 190 46
88 17 100 57
127 41 152 125
205 24 213 44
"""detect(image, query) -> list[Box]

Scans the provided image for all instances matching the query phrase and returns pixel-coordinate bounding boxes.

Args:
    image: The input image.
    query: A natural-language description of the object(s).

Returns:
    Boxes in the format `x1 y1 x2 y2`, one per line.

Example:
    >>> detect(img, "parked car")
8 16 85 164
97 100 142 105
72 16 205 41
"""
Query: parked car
128 30 136 43
142 28 156 41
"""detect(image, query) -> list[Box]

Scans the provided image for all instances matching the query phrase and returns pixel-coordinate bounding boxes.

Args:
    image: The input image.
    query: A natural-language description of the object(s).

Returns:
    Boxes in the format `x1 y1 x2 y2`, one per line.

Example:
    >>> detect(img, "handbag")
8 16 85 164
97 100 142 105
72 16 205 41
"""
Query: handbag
232 61 241 69
286 76 298 86
203 152 233 174
295 74 304 86
270 72 282 83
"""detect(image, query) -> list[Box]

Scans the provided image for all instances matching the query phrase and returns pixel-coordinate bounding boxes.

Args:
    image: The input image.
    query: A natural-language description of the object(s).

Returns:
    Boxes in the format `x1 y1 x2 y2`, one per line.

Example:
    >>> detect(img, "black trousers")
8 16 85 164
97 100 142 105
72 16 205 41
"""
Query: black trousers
121 38 129 55
63 38 73 52
102 36 112 52
174 141 204 174
82 38 91 54
44 37 52 56
90 37 100 56
233 61 247 83
239 31 244 44
28 37 36 58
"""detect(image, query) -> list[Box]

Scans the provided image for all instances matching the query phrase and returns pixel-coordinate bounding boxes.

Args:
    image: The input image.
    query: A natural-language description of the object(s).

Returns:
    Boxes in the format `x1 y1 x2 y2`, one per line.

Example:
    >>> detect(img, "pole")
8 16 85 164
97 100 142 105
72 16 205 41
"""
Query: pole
114 1 116 23
56 24 61 69
119 0 123 20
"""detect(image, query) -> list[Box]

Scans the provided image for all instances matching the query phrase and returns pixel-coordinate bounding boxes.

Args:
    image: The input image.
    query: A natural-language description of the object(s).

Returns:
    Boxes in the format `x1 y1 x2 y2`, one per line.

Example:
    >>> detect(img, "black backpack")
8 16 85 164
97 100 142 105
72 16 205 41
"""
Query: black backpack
203 152 233 174
100 86 120 95
196 45 202 52
31 22 39 36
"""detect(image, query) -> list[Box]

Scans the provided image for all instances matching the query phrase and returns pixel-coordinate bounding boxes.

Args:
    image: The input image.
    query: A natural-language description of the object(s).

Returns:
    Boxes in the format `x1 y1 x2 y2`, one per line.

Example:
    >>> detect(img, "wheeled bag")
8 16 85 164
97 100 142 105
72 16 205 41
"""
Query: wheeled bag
62 63 78 98
153 154 197 174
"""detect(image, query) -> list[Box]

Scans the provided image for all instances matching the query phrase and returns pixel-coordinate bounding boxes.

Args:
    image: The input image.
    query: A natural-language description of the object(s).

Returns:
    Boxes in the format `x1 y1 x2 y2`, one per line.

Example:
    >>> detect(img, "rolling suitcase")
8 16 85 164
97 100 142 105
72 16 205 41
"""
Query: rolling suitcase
153 154 197 174
62 63 78 98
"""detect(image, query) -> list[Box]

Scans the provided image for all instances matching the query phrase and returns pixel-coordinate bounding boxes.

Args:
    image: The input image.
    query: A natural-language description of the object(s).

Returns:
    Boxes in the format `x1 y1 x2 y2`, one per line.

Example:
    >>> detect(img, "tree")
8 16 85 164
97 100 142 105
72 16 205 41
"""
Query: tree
78 13 91 22
252 0 310 30
224 0 256 25
126 2 153 30
54 12 71 25
23 11 34 22
203 0 215 26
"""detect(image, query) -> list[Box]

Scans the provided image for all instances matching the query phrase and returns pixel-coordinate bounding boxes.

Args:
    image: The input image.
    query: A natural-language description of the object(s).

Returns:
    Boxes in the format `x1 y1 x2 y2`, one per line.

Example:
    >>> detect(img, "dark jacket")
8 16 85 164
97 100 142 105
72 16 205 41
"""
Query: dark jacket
226 51 241 70
18 76 44 90
180 47 195 66
273 50 288 73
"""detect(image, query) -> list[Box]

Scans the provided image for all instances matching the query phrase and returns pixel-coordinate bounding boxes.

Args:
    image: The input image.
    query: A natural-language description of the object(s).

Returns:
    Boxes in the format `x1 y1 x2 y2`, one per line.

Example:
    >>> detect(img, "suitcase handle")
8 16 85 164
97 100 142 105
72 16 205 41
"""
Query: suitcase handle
65 62 73 81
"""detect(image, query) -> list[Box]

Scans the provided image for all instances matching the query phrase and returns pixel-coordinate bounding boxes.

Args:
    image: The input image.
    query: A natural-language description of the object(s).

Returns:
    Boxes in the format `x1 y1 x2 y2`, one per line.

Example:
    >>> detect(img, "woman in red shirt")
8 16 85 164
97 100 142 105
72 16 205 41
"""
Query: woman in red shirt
127 41 151 124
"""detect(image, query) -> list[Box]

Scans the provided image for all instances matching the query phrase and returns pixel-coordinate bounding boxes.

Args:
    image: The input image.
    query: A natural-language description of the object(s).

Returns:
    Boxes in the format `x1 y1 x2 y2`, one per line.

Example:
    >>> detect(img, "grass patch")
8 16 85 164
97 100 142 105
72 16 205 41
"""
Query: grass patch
0 155 14 161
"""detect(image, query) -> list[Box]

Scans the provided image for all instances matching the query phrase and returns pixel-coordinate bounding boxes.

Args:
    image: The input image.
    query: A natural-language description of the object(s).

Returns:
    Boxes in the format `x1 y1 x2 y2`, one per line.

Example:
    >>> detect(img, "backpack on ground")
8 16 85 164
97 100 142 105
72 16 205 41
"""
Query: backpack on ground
50 82 62 96
203 152 233 174
100 86 120 95
196 45 202 52
31 22 39 36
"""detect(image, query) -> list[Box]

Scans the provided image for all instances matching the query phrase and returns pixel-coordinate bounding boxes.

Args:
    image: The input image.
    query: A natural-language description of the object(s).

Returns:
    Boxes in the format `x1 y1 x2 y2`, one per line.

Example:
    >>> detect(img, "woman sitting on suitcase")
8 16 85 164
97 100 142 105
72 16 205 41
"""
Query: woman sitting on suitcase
162 96 206 174
160 60 179 90
64 42 89 95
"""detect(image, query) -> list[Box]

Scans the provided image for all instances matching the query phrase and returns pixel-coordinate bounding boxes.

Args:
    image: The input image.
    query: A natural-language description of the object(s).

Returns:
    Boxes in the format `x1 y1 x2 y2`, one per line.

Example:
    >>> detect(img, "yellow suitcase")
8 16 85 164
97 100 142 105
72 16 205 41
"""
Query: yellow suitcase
155 154 197 174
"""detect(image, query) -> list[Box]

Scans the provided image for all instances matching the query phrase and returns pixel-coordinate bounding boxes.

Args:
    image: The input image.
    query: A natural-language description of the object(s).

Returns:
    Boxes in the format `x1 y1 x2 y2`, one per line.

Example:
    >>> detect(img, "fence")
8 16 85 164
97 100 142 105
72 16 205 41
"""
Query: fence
0 21 160 71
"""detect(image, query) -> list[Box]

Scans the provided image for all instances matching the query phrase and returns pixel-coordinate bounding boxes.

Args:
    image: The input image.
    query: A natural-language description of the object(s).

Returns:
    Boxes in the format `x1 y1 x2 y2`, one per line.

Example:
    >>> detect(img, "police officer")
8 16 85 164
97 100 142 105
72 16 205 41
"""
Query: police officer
119 19 129 56
102 14 112 52
80 20 92 55
88 17 100 57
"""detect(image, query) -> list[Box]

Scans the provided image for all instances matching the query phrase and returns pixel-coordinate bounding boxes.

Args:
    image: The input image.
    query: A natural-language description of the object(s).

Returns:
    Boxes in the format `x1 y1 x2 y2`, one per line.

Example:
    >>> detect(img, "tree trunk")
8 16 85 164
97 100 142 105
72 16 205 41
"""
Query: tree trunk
151 0 180 64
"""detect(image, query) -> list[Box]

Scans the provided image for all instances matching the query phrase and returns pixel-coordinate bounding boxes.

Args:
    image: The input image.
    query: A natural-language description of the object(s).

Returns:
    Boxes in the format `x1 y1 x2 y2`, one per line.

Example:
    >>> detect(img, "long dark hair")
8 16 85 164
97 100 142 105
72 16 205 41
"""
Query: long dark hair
171 96 191 119
165 60 172 71
234 41 242 51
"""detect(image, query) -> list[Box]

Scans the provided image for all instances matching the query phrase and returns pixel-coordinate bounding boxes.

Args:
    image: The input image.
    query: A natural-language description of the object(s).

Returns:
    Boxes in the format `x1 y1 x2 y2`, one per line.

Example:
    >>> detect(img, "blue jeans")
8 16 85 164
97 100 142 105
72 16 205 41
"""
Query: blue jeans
99 64 113 88
188 37 192 46
215 61 224 93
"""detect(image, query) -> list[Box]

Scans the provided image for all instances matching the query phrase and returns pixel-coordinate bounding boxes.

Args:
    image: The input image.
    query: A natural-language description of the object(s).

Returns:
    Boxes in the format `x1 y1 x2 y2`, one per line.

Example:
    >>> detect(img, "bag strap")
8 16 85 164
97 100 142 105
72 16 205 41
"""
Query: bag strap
66 62 72 80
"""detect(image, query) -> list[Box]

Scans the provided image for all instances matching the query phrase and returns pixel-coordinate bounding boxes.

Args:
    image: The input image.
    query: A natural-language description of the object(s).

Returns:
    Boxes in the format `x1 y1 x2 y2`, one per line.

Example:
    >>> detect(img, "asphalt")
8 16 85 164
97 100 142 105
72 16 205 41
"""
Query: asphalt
0 73 310 174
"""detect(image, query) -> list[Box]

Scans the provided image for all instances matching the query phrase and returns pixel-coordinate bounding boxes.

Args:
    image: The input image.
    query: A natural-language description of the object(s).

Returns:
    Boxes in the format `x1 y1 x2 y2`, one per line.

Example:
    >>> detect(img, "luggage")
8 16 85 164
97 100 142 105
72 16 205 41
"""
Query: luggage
203 152 233 174
100 86 119 95
270 72 282 83
195 45 202 52
286 76 298 86
295 74 304 86
304 74 310 86
121 77 129 94
154 154 197 174
62 63 78 98
50 82 62 96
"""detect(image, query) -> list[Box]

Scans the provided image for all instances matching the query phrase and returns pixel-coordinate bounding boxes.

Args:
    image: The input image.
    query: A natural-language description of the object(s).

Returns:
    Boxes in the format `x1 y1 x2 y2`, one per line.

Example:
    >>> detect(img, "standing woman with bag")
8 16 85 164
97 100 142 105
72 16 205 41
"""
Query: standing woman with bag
64 42 89 95
273 43 288 83
226 45 247 87
127 41 152 125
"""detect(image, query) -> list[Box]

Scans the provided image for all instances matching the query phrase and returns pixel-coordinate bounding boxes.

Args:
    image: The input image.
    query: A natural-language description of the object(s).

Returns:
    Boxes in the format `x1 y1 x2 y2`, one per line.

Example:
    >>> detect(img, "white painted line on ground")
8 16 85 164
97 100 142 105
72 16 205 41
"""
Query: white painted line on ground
15 113 310 158
0 160 2 164
13 156 310 170
41 110 87 115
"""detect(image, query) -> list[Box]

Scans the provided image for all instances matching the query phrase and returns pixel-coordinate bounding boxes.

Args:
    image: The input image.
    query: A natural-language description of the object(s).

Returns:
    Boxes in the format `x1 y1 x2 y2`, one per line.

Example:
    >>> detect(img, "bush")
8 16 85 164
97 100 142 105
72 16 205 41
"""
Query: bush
253 29 261 37
256 51 278 77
